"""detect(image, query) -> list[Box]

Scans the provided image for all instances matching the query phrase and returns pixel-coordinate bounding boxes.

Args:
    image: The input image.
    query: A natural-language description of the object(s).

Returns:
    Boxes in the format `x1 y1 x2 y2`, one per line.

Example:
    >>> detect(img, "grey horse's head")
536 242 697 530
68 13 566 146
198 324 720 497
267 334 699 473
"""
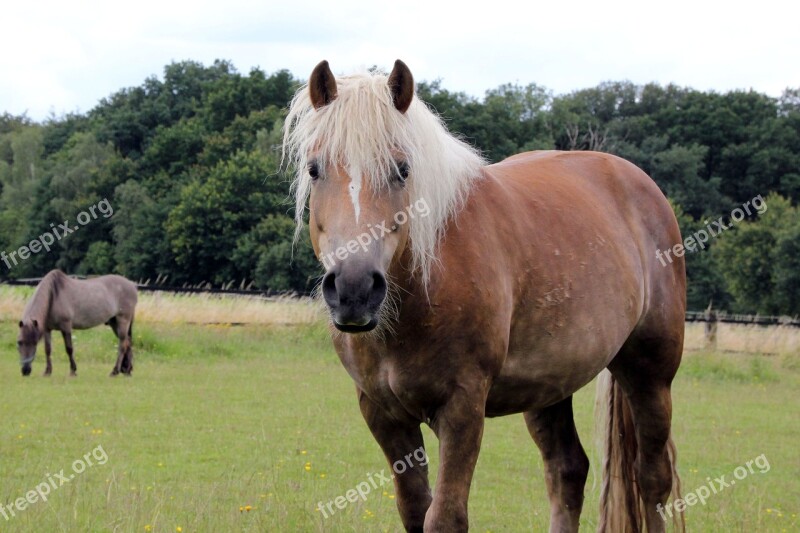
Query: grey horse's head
17 320 41 376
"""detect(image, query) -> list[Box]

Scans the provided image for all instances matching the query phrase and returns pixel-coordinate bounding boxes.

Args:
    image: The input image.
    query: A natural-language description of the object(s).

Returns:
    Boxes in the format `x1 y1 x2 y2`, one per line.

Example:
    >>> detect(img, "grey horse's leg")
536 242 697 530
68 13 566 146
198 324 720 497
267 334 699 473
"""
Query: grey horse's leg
110 316 132 377
43 330 52 376
120 317 134 375
62 329 77 376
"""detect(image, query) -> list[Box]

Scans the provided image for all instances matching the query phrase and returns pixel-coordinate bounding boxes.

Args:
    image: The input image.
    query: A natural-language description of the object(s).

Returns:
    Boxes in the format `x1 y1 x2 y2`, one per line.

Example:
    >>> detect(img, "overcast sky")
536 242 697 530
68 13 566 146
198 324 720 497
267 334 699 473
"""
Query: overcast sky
3 0 798 121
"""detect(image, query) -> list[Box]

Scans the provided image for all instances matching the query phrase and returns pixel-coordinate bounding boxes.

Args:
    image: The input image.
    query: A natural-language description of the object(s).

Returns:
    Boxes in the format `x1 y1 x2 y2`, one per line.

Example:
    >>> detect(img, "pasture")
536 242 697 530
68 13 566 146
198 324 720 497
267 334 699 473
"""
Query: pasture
0 286 798 532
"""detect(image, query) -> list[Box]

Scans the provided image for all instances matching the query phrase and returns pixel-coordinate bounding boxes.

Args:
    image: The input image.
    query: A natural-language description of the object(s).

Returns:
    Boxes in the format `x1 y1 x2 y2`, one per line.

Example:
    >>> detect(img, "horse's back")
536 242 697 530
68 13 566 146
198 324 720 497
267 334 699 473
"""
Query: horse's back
88 275 138 310
57 274 138 329
488 150 683 279
504 151 686 325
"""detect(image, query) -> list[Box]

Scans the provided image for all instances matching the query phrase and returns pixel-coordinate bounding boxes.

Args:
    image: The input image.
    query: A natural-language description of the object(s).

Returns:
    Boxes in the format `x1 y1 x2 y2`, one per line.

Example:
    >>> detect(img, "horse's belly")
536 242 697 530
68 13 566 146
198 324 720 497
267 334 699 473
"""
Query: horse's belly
485 270 642 416
485 332 627 416
71 304 117 329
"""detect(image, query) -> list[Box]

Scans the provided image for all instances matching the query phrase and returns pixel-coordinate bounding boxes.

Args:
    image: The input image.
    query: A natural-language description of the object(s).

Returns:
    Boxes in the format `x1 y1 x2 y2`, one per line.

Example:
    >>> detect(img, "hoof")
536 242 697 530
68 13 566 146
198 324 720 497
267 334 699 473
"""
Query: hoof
69 372 77 377
109 370 119 377
43 372 51 377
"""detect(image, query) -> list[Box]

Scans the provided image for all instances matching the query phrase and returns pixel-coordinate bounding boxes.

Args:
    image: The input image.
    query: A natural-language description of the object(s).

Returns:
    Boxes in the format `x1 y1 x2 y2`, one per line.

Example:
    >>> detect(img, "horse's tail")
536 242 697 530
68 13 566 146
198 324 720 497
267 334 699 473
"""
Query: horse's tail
595 370 684 533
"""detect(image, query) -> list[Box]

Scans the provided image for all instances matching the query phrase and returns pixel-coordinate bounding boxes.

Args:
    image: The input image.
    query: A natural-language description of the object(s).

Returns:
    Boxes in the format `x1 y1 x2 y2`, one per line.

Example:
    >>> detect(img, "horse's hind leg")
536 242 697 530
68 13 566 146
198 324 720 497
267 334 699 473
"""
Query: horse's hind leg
109 316 131 377
62 329 77 377
524 396 589 533
121 317 134 374
121 345 133 374
608 334 682 533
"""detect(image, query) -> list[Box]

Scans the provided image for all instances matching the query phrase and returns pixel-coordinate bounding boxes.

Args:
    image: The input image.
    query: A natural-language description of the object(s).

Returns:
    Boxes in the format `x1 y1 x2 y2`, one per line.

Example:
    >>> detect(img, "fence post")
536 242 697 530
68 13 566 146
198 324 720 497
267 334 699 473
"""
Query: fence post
704 303 718 350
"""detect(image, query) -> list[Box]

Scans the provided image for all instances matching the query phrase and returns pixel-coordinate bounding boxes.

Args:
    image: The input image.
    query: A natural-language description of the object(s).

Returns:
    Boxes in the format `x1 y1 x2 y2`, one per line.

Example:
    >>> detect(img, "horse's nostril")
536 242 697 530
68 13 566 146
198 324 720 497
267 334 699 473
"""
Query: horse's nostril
322 271 339 307
368 272 388 308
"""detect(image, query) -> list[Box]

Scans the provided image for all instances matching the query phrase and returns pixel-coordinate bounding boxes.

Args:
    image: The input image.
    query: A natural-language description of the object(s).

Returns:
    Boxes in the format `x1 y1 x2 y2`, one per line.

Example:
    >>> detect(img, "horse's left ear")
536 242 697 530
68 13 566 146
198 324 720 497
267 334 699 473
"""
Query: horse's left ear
388 59 414 114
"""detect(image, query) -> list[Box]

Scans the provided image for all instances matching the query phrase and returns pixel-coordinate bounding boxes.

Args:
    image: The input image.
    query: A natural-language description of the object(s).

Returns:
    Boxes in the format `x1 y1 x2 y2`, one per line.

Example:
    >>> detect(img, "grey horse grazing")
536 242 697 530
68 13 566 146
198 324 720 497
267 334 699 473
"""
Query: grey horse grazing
17 270 138 377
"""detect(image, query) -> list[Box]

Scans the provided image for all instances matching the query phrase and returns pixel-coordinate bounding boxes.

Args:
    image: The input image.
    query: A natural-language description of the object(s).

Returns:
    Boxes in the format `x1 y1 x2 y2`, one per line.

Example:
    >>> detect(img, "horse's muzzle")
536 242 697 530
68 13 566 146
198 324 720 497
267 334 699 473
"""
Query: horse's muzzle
20 354 34 376
322 267 387 332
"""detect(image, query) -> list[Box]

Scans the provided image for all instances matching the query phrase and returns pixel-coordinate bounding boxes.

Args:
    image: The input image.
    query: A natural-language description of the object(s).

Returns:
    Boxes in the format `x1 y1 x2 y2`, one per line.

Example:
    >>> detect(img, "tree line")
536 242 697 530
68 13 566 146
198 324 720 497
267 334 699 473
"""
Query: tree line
1 60 798 314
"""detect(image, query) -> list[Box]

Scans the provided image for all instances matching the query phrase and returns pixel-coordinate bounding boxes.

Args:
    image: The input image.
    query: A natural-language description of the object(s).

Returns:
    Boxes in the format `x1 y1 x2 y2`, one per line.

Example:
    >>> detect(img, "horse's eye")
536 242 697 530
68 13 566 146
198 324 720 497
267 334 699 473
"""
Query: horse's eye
397 162 410 184
308 162 320 180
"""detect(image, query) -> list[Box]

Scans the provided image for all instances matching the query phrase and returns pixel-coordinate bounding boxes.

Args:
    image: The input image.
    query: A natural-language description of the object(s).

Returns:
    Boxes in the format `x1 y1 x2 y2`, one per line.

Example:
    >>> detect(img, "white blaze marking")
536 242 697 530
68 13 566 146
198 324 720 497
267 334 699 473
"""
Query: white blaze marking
348 171 362 223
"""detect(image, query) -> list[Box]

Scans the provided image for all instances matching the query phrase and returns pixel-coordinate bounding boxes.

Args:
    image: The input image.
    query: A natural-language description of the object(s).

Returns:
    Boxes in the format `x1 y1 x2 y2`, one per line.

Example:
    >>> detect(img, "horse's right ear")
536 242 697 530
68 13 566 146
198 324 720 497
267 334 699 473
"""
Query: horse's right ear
388 59 414 114
309 60 338 110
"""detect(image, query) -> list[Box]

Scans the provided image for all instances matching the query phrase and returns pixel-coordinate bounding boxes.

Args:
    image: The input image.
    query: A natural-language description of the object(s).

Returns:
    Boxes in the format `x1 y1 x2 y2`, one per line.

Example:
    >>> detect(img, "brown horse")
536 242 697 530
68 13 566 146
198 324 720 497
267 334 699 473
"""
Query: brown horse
17 270 138 377
284 60 686 532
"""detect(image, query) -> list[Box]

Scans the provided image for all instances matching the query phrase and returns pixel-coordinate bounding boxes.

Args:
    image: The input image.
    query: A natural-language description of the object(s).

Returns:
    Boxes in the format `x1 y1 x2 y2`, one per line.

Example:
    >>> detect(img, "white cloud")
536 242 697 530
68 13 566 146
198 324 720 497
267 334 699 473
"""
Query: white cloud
1 0 798 120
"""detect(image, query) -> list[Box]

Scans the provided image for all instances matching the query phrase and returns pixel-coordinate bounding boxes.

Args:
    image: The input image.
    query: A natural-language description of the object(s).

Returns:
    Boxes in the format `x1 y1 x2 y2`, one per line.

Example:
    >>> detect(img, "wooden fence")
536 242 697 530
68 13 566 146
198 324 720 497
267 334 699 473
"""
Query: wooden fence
3 278 799 327
685 310 800 328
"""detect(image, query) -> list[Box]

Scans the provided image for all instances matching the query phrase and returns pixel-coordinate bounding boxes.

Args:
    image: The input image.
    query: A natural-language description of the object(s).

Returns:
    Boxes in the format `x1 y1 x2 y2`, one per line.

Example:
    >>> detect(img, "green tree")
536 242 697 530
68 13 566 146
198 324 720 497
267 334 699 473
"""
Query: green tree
233 215 319 292
0 125 45 268
165 150 287 284
716 194 798 314
112 179 175 282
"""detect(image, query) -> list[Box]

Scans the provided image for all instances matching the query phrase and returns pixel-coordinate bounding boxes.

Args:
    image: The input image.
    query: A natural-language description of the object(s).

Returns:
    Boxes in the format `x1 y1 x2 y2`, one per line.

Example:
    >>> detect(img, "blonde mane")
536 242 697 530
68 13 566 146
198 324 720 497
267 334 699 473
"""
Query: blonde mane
282 67 486 285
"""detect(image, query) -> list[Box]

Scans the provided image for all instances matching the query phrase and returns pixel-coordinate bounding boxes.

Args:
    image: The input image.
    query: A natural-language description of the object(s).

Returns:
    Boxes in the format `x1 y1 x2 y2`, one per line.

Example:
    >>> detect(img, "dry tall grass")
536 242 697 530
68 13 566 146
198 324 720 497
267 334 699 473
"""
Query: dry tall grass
136 291 323 325
0 285 27 322
3 285 800 351
684 321 800 355
0 285 323 326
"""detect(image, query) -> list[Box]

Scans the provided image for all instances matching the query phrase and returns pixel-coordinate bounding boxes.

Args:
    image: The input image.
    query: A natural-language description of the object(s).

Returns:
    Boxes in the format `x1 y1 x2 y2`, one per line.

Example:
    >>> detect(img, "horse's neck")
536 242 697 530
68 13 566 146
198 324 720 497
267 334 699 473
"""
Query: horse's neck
390 245 430 307
24 278 55 325
389 184 485 315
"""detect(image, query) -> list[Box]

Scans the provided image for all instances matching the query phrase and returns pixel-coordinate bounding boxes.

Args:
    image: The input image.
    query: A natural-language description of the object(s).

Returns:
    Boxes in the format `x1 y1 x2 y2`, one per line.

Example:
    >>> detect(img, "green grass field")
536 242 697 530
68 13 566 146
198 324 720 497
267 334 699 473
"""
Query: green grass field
1 307 799 531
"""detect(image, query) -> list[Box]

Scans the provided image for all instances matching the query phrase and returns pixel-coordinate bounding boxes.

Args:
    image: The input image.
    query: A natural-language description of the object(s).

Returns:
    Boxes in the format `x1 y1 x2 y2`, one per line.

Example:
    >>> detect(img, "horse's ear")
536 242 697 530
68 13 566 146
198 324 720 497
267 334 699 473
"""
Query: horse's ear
388 59 414 114
309 60 338 110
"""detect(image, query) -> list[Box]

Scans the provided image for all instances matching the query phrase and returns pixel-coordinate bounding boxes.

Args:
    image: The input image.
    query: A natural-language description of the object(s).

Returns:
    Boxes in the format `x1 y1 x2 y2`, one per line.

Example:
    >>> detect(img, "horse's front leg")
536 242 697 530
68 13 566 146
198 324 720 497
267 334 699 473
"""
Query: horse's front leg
62 329 77 377
43 330 52 376
358 390 432 532
425 378 488 531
